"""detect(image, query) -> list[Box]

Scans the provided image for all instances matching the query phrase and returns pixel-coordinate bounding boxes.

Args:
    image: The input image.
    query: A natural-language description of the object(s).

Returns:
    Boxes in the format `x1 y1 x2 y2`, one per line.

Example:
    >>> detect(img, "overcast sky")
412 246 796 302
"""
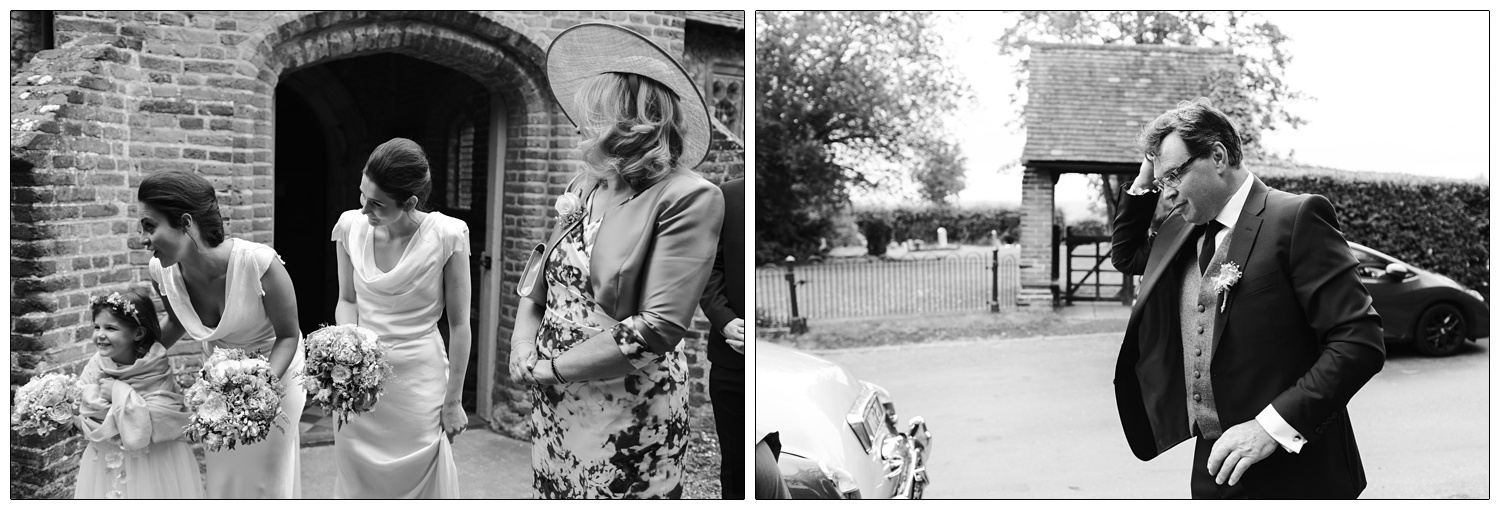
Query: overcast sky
892 11 1491 221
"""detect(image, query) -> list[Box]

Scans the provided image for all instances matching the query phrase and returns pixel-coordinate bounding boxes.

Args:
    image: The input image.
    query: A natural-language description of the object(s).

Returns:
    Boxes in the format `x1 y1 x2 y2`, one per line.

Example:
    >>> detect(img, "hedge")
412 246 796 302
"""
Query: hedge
853 205 1022 255
1256 161 1489 296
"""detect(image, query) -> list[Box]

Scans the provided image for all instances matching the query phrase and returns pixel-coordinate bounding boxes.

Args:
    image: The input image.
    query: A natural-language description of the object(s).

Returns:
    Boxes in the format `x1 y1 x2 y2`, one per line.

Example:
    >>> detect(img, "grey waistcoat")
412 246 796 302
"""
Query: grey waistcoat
1180 231 1232 439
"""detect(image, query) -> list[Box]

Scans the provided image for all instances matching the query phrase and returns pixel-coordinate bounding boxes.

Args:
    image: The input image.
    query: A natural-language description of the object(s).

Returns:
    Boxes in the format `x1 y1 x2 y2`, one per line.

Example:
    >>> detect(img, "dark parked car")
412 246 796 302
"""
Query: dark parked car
1349 241 1489 356
756 340 932 499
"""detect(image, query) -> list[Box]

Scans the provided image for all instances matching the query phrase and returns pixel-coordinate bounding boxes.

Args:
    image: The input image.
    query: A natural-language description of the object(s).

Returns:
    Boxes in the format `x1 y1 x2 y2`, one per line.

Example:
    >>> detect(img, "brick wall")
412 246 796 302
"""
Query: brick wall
10 11 51 77
10 10 733 498
684 20 746 187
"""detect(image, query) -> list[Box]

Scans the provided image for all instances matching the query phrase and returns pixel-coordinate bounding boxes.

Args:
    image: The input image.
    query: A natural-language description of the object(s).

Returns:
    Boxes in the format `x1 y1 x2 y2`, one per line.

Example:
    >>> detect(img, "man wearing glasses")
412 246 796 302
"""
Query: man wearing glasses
1109 98 1385 499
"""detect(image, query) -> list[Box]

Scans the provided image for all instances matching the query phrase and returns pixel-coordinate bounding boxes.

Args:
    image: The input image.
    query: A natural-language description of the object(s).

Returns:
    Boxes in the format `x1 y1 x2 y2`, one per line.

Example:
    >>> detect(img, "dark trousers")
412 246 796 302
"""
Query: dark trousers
710 365 744 499
1190 423 1365 499
1191 434 1249 499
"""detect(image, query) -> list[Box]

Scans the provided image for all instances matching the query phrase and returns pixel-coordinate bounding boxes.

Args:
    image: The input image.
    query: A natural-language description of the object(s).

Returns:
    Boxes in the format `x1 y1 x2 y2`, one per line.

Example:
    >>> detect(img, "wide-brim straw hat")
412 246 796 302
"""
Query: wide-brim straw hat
546 22 710 170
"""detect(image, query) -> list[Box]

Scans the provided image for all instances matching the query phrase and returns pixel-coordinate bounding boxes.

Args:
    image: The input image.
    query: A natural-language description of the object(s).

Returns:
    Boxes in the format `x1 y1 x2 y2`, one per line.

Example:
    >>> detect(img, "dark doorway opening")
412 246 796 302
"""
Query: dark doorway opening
274 53 490 412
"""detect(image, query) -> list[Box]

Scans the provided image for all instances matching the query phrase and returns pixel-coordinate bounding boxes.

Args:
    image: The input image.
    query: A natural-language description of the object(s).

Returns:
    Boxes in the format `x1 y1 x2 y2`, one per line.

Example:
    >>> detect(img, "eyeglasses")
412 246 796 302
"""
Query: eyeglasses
1150 153 1200 190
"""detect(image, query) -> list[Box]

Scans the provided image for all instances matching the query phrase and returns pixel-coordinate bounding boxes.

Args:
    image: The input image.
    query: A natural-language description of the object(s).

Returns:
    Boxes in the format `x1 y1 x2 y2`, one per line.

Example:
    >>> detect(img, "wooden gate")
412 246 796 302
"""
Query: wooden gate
1061 227 1134 305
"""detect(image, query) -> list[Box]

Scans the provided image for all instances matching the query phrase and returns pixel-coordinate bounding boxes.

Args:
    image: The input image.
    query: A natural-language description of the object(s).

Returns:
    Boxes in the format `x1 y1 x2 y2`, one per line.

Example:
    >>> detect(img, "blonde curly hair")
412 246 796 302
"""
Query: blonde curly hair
573 72 686 190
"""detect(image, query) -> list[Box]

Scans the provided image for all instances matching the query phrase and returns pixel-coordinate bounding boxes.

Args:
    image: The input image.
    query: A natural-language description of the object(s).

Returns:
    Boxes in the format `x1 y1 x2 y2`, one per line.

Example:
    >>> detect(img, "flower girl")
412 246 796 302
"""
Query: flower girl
74 291 204 499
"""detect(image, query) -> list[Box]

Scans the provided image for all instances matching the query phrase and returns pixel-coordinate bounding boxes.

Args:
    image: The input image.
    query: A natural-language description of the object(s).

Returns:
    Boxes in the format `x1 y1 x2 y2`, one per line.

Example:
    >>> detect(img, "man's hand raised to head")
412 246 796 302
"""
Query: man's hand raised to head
1131 155 1157 194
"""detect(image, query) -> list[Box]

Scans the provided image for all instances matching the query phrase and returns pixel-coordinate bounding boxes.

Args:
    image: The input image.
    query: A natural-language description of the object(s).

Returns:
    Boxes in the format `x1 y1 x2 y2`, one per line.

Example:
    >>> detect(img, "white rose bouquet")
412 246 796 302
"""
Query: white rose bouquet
11 372 82 436
182 348 285 451
302 324 393 426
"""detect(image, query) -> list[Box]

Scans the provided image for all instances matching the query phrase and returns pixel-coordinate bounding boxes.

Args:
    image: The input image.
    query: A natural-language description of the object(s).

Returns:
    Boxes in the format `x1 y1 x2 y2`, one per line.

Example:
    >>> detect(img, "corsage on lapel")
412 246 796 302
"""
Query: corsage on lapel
1211 261 1243 312
554 191 583 226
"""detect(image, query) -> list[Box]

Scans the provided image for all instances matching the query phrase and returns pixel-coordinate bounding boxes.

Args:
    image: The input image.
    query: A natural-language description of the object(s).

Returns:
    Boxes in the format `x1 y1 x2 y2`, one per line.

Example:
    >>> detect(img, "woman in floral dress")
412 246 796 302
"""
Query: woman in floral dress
509 23 724 499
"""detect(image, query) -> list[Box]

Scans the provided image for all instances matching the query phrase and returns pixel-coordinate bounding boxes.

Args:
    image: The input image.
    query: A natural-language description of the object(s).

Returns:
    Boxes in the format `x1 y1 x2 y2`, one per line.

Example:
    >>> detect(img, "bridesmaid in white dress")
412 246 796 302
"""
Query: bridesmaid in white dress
330 138 468 498
139 170 306 498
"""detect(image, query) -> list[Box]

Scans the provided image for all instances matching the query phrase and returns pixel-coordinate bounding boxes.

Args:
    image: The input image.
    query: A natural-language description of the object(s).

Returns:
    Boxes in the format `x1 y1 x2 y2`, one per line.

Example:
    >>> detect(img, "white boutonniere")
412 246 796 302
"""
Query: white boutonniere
1210 261 1243 312
554 191 582 225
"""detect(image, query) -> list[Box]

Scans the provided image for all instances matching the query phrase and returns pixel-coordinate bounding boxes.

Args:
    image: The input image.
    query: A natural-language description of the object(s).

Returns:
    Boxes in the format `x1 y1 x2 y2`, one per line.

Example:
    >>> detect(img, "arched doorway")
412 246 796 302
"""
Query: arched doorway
260 12 567 433
274 53 491 411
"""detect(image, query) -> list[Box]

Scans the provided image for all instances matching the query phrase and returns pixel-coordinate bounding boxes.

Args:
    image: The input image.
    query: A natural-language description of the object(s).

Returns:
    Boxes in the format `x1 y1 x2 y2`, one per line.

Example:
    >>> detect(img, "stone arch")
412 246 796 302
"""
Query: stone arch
256 12 550 114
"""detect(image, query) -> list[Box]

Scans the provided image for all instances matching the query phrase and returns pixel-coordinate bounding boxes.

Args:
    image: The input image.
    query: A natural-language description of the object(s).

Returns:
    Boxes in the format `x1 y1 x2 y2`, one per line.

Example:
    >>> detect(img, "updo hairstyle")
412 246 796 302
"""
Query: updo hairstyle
138 170 227 247
363 137 433 210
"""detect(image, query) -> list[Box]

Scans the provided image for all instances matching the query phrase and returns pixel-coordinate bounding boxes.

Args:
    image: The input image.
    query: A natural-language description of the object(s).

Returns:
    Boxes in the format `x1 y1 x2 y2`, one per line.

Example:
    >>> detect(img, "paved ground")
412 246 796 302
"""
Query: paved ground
294 405 726 499
297 412 532 498
1055 301 1133 320
815 332 1489 499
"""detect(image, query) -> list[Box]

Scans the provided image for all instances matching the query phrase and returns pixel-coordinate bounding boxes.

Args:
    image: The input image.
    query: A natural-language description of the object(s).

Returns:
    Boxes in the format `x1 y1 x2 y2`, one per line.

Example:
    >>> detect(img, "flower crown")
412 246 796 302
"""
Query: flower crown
91 292 141 325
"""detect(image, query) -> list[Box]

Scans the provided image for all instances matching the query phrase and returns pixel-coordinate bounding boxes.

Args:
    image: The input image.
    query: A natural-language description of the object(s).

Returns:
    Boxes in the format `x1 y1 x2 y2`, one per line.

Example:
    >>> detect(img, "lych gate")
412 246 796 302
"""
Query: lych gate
1016 43 1236 306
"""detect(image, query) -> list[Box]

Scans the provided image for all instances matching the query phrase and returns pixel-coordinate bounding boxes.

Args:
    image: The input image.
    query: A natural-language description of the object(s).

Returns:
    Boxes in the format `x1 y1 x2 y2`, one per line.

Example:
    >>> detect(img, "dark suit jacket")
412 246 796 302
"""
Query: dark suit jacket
518 170 725 354
700 178 745 370
1111 176 1384 498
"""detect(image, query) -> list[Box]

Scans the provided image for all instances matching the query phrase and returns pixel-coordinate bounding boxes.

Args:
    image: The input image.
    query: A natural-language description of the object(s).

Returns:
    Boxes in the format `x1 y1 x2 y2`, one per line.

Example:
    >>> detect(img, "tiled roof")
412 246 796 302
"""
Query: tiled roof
1022 43 1236 165
686 11 744 29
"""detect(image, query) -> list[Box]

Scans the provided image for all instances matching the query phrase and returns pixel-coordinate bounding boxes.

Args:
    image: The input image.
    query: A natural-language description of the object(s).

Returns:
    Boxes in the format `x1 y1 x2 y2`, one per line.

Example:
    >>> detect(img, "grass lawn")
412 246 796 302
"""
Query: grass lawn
764 308 1129 351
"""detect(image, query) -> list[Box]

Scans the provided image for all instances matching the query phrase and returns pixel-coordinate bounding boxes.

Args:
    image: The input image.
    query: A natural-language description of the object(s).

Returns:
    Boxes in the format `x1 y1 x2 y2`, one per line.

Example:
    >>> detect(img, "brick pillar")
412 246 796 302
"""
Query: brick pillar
1019 167 1058 298
11 30 140 499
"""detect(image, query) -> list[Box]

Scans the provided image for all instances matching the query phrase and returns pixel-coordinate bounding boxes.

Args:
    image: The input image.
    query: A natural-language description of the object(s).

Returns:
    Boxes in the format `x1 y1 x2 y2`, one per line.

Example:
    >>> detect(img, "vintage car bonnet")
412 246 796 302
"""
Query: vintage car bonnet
755 341 866 468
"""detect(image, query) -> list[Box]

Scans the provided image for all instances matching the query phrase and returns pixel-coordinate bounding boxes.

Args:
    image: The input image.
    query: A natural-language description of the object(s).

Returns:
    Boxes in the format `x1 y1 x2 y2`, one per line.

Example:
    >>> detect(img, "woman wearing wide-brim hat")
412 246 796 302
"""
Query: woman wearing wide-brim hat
507 23 724 499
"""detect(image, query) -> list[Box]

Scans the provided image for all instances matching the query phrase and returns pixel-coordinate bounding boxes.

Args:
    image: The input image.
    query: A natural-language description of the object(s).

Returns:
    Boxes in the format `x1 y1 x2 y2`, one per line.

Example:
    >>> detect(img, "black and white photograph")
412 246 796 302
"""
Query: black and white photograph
753 10 1488 499
7 7 1495 503
10 10 746 499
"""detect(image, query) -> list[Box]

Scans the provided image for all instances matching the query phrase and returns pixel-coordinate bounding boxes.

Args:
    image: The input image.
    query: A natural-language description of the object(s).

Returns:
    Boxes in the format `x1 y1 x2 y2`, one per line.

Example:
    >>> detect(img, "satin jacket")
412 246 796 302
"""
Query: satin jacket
518 170 725 354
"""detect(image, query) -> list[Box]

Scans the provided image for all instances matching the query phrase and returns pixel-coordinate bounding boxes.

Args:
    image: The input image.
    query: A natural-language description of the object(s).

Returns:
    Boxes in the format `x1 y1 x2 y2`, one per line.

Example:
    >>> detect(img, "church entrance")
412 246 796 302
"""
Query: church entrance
274 53 494 412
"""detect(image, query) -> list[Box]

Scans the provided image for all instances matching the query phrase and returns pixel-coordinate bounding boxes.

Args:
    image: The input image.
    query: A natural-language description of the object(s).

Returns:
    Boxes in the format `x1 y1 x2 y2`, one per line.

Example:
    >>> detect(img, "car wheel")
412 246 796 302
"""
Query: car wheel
1413 303 1468 357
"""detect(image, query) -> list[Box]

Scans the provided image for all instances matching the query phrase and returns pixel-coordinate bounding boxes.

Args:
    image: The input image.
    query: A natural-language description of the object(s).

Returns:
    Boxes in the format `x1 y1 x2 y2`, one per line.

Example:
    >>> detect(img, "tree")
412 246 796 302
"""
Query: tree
756 11 970 264
997 11 1307 222
914 140 967 205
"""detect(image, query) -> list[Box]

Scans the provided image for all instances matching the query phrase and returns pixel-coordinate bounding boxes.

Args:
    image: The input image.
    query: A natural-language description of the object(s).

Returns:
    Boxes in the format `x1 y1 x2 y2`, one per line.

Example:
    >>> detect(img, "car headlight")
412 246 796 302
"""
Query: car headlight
779 454 862 499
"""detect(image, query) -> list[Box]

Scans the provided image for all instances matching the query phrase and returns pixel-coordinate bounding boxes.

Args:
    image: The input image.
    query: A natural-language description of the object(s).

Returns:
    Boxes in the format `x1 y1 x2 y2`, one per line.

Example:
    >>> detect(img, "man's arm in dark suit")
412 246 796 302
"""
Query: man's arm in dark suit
1111 188 1161 276
1273 194 1386 443
700 229 738 335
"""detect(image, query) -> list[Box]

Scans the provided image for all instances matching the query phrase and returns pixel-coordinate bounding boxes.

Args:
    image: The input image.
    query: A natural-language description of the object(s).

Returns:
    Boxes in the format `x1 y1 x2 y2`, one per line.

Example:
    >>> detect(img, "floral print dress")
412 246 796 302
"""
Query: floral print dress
530 198 690 499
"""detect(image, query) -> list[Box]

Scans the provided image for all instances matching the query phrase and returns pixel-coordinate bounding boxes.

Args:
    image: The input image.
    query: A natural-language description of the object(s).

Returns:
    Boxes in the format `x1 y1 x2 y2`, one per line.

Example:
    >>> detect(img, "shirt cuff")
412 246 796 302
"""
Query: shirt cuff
1256 404 1306 454
1122 183 1156 196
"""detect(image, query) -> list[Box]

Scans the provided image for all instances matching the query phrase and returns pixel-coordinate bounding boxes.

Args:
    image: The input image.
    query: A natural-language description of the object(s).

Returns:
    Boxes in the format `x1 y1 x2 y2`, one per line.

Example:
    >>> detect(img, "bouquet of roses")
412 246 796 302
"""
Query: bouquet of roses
11 372 82 436
302 324 393 426
182 348 285 451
